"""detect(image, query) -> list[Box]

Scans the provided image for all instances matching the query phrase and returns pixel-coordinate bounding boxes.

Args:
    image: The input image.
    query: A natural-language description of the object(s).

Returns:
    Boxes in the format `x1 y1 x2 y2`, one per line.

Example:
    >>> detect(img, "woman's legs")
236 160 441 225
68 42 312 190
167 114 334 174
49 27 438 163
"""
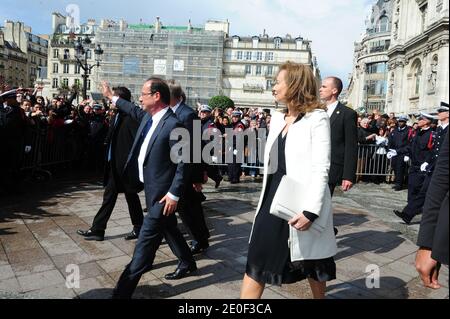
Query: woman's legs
241 274 265 299
308 278 326 299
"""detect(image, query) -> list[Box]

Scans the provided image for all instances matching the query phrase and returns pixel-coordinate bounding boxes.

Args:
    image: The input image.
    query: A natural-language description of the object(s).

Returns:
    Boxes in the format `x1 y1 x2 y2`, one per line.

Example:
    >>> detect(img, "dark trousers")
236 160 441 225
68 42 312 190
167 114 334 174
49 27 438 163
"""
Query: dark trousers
228 163 242 183
207 165 222 183
112 202 194 299
403 171 431 219
392 156 407 187
328 183 336 197
178 188 210 246
91 174 143 232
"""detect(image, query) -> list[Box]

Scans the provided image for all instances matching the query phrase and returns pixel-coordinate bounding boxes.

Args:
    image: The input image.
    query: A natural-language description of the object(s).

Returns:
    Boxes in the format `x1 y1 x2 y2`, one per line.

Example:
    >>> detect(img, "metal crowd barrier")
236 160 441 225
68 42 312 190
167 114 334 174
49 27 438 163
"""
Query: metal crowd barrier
208 144 396 179
20 124 78 181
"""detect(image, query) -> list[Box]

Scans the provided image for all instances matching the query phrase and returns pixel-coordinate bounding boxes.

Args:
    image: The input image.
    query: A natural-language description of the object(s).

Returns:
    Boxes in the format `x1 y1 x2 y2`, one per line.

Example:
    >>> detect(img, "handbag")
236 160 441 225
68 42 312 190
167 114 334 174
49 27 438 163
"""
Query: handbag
269 175 329 235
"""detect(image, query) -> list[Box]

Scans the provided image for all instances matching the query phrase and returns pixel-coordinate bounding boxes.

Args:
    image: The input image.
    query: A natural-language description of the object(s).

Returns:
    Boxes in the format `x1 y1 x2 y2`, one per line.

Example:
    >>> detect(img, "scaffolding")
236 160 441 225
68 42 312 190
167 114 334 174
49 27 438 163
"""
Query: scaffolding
95 24 224 106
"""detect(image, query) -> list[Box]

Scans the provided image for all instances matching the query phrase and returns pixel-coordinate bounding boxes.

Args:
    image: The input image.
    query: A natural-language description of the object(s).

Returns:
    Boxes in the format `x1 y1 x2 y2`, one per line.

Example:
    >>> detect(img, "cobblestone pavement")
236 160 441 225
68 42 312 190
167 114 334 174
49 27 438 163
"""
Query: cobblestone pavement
0 174 448 299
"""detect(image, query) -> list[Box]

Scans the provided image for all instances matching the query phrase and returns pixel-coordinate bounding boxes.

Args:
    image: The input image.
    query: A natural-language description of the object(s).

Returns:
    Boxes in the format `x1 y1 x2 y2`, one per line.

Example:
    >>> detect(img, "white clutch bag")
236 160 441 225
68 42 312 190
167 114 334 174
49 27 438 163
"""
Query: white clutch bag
270 175 328 235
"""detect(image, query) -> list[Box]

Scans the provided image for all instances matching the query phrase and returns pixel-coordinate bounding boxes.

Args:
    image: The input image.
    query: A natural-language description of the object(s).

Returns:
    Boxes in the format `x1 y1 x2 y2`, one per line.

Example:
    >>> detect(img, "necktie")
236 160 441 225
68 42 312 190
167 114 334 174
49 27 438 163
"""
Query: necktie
137 118 153 150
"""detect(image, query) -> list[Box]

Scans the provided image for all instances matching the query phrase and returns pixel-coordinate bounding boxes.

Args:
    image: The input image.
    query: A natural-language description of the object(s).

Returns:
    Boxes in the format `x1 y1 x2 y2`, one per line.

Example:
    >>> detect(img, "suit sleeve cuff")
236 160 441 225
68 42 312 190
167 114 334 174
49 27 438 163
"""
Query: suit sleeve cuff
167 192 179 202
303 211 318 223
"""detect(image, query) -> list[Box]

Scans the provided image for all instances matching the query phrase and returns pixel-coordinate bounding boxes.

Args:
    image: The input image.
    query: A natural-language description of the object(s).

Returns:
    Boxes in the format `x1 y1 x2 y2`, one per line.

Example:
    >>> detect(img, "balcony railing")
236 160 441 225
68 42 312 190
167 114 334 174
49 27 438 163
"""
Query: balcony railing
243 84 265 93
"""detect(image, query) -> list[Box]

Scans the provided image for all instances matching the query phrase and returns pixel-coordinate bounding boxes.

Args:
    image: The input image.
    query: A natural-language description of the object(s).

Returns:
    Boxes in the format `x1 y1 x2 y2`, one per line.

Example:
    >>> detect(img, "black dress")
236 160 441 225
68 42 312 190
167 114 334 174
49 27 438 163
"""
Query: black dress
246 126 336 287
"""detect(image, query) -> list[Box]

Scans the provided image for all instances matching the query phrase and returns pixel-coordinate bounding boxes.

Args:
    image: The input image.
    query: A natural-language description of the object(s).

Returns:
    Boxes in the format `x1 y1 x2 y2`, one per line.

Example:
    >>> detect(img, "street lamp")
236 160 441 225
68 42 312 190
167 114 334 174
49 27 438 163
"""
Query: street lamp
74 36 103 100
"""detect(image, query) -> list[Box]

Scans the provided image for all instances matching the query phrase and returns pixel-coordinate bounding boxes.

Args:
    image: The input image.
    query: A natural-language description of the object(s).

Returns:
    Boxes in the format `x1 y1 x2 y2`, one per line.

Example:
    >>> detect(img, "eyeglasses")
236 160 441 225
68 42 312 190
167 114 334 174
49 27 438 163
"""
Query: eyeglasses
141 91 157 97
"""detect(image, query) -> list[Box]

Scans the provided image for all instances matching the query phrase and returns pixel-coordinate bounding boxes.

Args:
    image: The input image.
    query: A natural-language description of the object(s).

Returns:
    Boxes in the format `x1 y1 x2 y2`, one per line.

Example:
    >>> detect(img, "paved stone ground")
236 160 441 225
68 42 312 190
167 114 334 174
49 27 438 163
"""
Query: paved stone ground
0 174 448 299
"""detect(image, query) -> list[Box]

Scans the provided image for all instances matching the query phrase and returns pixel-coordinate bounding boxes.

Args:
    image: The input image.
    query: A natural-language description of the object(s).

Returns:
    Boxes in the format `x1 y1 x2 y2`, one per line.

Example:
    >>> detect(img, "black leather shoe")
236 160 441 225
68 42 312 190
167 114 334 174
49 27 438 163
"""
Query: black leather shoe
190 241 209 255
124 229 139 241
77 229 104 241
215 176 223 189
333 227 339 236
393 210 412 224
164 263 197 280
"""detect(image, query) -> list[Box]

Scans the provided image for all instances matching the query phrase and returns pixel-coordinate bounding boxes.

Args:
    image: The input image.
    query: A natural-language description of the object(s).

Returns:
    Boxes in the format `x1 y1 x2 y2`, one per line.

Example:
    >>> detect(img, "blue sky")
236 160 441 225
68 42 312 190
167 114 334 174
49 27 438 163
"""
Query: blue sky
1 0 374 86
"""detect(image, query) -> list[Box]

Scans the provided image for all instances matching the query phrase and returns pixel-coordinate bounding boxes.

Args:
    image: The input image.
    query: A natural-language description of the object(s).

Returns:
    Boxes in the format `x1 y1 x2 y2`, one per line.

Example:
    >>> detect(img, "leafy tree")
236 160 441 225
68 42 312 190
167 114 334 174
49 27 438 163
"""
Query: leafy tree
208 95 235 110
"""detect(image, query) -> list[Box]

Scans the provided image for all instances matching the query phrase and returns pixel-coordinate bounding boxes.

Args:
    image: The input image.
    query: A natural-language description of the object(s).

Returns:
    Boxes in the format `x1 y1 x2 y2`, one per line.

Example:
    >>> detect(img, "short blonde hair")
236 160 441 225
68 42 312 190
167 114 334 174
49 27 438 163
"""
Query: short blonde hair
277 61 325 114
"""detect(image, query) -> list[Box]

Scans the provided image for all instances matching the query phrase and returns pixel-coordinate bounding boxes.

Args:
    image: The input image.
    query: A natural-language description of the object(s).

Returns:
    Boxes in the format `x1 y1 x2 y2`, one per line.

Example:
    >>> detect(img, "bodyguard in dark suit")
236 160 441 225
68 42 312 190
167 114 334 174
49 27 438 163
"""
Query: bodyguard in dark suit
77 87 144 241
416 130 448 289
101 79 196 299
168 81 210 256
319 77 358 197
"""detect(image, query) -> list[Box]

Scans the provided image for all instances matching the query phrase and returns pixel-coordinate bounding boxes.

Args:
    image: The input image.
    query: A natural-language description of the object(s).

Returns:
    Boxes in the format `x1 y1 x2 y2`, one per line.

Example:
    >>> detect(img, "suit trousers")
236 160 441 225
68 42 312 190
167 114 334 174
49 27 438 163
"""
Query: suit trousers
112 202 195 298
177 187 210 246
91 172 143 232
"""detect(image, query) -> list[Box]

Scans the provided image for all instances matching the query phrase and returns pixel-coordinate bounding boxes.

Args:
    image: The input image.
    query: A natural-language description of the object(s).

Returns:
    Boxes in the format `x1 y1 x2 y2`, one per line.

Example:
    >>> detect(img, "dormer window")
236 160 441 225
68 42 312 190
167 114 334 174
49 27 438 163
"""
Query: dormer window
274 37 282 49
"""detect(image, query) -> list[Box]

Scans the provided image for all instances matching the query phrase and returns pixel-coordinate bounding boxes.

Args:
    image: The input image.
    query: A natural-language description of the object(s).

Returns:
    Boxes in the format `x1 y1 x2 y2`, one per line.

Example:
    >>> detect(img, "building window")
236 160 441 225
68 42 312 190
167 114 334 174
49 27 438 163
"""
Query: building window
265 52 274 61
63 63 70 74
274 38 281 49
52 78 58 88
256 52 263 61
266 80 273 90
256 65 262 75
63 49 70 60
267 65 273 76
62 78 69 88
245 65 252 75
245 51 252 60
53 63 59 74
237 51 243 60
53 49 59 58
367 62 387 74
86 50 92 59
75 64 81 74
376 16 390 33
74 78 81 89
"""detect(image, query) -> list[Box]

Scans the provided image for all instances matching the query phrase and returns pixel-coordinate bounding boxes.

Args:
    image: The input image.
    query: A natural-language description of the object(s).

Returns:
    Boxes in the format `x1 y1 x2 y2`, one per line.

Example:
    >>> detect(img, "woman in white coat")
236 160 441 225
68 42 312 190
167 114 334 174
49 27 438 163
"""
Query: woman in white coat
241 62 337 299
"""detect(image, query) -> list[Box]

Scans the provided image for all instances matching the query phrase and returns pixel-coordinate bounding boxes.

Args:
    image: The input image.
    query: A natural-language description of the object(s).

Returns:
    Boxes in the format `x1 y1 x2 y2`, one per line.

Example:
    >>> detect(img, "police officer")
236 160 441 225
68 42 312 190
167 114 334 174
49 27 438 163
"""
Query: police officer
394 112 436 224
387 115 413 191
428 102 449 173
199 105 223 188
88 104 108 171
227 110 245 184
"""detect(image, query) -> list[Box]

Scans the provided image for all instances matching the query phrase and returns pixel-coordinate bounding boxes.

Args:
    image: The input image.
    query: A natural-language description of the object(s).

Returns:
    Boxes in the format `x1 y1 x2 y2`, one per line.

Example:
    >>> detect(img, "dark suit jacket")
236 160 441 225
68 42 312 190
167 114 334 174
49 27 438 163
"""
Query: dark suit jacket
103 111 142 193
173 103 203 184
417 130 449 265
115 98 186 206
329 102 358 184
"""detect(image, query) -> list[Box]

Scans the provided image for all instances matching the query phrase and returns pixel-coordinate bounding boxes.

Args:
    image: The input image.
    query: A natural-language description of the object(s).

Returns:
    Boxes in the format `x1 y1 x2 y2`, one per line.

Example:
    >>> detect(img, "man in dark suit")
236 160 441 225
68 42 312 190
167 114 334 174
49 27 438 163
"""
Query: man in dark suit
167 80 210 256
416 130 448 289
319 77 358 197
101 79 196 299
77 87 144 241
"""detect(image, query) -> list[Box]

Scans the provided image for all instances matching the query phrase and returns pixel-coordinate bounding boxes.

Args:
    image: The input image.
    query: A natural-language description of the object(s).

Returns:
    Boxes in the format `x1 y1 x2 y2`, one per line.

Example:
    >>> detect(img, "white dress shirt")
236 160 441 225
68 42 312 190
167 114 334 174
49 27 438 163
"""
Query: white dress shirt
171 101 182 114
326 101 339 118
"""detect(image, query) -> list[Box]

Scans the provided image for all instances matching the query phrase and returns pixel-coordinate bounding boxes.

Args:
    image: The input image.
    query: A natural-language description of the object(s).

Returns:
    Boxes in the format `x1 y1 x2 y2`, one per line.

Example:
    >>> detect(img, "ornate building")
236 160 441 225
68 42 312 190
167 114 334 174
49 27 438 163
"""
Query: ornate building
347 0 394 113
387 0 449 115
223 32 320 109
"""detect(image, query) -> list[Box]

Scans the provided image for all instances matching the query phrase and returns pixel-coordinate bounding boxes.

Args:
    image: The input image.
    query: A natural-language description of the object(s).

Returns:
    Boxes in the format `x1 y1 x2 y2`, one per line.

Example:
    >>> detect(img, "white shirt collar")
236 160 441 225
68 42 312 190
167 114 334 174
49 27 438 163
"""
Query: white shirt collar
171 101 182 114
326 101 339 117
152 106 169 123
440 122 449 130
